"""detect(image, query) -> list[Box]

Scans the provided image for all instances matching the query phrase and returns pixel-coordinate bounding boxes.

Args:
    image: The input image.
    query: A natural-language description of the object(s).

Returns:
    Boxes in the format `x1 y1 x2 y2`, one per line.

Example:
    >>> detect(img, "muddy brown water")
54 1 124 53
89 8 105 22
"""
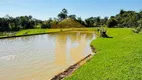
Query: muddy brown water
0 31 96 80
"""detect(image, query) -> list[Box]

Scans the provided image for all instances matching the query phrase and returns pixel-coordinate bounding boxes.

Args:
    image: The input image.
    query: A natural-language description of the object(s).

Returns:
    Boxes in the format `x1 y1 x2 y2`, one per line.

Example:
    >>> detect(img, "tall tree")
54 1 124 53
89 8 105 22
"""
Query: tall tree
58 8 68 21
85 17 95 27
120 9 125 14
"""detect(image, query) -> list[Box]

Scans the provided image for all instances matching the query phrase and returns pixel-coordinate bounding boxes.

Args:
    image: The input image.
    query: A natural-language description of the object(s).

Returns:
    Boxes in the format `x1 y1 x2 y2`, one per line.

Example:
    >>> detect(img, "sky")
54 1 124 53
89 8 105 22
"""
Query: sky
0 0 142 20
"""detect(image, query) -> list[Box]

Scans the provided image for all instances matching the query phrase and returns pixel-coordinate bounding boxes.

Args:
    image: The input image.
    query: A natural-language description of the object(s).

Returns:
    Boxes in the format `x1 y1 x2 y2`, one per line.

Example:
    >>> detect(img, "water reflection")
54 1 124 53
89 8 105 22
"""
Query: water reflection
70 34 87 62
55 34 67 65
0 31 96 80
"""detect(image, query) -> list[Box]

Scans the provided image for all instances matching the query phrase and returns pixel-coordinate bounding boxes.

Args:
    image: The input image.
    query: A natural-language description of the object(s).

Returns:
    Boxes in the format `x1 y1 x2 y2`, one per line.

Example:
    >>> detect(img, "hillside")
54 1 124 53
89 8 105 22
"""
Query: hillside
57 18 85 28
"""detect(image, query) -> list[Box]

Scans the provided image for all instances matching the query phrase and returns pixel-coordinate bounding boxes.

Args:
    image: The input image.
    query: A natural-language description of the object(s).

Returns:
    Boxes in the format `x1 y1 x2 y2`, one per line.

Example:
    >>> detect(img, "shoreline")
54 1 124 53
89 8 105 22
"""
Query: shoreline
51 54 93 80
0 30 70 39
0 28 96 39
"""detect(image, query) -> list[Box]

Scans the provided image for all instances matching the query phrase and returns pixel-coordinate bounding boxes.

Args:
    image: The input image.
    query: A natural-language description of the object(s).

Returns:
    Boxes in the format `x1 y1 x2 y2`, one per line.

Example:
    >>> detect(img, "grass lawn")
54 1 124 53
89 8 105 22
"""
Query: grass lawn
65 28 142 80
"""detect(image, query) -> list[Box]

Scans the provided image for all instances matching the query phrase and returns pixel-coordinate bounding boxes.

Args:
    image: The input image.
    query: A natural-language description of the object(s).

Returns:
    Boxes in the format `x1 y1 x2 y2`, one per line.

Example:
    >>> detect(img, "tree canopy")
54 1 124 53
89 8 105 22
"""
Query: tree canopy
0 9 142 32
58 8 68 21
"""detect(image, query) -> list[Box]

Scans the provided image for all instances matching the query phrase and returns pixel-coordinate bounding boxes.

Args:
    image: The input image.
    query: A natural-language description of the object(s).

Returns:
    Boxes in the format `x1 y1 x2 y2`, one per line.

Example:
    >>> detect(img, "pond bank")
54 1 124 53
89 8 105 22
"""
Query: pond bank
0 28 96 39
51 54 92 80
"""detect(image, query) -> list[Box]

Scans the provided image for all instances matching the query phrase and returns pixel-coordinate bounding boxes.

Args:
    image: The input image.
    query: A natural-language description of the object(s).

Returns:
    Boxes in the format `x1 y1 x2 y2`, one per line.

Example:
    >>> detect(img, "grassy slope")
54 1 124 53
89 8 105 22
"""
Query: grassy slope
65 28 142 80
58 18 85 28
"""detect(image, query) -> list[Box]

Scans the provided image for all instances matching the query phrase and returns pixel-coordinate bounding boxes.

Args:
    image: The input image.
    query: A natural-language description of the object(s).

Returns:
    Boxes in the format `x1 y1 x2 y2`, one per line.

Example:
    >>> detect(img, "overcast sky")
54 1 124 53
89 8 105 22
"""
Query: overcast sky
0 0 142 20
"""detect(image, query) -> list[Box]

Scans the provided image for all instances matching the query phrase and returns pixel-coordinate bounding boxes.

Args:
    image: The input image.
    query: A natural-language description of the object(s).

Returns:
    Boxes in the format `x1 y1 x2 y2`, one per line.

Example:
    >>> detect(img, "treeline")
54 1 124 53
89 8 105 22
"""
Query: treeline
0 15 52 32
78 9 142 28
0 9 142 32
108 10 142 28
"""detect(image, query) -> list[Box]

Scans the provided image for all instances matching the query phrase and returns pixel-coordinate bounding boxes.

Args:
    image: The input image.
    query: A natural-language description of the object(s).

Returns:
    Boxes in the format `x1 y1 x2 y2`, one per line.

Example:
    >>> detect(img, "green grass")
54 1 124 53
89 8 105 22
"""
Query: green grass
65 28 142 80
16 29 63 36
16 29 49 35
0 29 60 38
0 28 96 38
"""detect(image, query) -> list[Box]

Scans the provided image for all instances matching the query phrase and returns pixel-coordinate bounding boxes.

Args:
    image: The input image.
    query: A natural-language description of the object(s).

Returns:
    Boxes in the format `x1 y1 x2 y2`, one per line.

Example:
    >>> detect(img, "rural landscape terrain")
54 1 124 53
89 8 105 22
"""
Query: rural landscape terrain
0 0 142 80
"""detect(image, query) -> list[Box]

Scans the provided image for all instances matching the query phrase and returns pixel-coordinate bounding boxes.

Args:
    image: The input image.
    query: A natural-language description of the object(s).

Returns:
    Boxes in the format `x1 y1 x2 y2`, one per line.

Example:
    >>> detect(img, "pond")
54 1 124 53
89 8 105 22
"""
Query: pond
0 31 96 80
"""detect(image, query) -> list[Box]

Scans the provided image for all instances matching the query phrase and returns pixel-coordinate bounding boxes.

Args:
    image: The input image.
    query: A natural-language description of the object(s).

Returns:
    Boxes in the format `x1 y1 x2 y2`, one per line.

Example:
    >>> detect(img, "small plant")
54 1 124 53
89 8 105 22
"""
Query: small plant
100 25 108 38
133 27 141 33
99 25 113 38
133 20 142 33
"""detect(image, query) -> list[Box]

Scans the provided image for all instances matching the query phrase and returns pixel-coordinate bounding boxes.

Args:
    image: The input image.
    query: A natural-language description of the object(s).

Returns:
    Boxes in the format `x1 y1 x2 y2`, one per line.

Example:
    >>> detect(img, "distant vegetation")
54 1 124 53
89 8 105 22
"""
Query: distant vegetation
0 9 142 32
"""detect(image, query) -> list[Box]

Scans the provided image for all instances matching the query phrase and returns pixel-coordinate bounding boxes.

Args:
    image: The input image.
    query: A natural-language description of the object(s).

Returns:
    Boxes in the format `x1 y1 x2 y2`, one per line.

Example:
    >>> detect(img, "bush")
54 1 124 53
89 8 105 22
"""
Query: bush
41 23 51 29
107 18 118 28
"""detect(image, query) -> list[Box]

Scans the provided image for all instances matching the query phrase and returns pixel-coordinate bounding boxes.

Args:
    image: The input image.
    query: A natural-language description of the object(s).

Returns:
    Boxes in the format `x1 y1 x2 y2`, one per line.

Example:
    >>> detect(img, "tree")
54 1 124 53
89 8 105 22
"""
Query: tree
85 17 95 27
104 17 108 24
76 17 85 26
96 17 101 26
41 18 53 29
0 18 9 31
120 9 125 14
133 19 142 33
100 17 108 25
68 15 76 20
107 18 118 28
41 21 51 29
58 8 68 21
137 19 142 29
